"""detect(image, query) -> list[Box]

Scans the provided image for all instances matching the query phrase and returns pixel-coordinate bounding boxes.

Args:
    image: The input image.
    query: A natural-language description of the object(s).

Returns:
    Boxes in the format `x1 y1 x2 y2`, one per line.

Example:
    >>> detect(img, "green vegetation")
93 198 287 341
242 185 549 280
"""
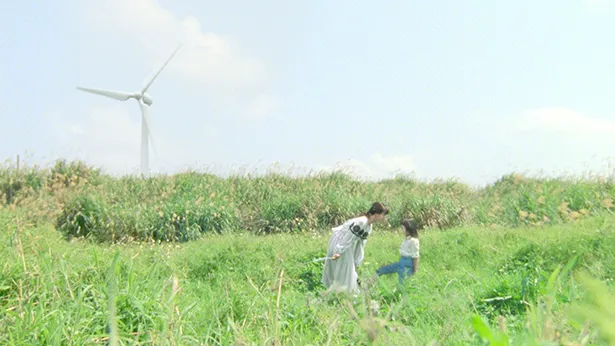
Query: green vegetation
2 159 615 241
1 159 615 344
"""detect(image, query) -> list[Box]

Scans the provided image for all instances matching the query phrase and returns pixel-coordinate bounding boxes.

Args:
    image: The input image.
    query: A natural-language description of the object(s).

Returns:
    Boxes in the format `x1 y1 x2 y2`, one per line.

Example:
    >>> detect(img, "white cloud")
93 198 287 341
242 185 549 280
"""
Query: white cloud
319 153 416 180
48 109 139 173
586 0 610 6
68 124 85 136
78 0 278 119
515 107 615 137
245 94 281 119
371 153 415 176
47 108 188 175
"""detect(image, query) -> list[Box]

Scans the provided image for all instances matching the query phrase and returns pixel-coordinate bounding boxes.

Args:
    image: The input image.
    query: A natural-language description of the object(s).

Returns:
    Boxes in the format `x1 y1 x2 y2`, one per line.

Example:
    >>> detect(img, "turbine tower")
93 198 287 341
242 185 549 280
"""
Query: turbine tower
76 44 182 176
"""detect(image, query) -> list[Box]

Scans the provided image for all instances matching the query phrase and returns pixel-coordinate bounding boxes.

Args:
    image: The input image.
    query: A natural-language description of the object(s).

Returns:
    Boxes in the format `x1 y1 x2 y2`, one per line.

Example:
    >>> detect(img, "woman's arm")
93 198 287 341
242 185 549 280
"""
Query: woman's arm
332 219 366 259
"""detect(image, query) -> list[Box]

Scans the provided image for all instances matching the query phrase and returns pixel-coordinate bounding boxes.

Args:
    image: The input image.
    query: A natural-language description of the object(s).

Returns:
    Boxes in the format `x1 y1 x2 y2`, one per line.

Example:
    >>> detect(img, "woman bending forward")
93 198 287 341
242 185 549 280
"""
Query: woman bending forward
322 202 389 294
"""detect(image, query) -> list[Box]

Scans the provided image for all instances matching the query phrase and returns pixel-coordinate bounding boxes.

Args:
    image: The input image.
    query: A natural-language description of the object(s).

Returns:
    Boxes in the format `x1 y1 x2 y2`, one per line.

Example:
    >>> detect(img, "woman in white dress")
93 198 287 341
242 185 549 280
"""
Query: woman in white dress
321 202 389 294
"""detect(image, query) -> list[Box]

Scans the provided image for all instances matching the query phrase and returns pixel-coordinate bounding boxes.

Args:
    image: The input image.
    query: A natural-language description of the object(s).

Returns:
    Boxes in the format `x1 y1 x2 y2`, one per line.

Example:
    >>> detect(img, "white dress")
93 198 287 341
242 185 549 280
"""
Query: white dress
321 215 372 294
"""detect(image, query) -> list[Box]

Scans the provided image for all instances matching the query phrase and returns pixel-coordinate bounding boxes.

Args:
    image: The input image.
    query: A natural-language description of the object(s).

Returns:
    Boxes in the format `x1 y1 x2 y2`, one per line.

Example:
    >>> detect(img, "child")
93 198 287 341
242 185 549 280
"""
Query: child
375 219 419 285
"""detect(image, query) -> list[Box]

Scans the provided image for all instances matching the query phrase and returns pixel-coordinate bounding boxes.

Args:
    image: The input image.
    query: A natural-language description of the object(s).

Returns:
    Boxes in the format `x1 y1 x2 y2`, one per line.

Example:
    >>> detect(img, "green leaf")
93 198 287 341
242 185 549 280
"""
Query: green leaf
471 315 510 346
471 315 494 341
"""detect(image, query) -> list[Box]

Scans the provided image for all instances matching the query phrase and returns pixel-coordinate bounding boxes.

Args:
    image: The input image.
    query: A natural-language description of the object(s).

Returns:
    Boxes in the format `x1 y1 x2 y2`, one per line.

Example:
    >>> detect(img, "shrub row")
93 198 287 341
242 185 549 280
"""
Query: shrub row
2 160 615 242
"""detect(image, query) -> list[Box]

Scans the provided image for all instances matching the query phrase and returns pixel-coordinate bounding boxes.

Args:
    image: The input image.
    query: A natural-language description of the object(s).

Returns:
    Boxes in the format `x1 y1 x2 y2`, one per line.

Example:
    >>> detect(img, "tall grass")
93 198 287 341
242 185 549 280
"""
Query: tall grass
2 159 615 344
1 208 615 344
2 160 614 243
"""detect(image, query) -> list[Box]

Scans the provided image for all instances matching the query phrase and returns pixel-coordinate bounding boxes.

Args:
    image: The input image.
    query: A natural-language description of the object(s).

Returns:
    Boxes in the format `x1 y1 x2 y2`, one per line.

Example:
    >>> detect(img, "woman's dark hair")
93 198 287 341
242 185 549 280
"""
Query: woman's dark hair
365 202 389 216
402 219 419 238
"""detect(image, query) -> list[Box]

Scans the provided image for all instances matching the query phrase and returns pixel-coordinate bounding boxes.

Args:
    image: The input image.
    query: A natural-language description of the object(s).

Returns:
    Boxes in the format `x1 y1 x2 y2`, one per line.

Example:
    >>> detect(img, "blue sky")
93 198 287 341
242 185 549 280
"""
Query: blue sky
1 0 614 186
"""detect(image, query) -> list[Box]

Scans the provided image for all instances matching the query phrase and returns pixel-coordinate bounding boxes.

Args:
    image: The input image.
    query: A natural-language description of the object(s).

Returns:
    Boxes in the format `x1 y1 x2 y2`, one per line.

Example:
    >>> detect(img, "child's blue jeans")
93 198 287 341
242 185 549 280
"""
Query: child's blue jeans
376 256 415 284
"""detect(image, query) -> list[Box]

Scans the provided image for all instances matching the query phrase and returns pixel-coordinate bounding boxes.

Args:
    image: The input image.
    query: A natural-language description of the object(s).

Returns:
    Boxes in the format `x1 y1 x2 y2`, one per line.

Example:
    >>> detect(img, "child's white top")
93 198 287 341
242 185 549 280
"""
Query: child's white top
400 236 419 258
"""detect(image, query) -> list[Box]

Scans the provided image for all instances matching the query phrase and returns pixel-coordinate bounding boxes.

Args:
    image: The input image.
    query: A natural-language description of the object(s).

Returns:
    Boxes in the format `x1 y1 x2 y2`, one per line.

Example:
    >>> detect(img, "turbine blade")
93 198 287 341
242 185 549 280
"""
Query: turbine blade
141 43 183 94
139 100 159 162
76 87 133 101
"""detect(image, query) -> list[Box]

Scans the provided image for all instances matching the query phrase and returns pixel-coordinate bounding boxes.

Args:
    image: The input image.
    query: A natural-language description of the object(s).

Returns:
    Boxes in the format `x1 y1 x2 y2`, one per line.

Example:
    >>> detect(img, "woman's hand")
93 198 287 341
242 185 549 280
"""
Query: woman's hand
332 253 341 260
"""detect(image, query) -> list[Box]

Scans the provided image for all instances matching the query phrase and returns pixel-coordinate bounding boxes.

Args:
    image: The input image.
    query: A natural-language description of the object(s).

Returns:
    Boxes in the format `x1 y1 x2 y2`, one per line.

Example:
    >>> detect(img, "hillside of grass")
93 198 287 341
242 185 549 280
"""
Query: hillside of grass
2 159 615 242
1 207 615 344
2 159 615 344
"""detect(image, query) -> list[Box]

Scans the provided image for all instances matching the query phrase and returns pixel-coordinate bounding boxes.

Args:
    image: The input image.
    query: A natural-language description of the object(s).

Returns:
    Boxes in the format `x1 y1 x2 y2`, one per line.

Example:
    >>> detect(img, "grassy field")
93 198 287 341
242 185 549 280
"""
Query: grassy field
1 159 615 344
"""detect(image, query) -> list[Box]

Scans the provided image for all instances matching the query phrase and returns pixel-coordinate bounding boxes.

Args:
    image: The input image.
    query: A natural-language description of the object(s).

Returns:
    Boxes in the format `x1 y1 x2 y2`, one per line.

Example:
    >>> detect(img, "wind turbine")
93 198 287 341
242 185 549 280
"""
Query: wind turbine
76 44 182 176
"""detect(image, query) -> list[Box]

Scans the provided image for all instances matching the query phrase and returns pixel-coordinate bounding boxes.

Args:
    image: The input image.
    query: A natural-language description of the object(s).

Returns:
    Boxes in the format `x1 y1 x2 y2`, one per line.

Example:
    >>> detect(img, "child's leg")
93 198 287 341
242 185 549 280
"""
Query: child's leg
398 257 415 285
376 260 402 277
404 266 414 280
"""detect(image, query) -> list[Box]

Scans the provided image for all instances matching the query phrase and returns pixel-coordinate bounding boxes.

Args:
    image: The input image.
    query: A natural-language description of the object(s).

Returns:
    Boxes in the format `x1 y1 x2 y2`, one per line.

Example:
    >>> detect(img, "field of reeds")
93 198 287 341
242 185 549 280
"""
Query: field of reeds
2 159 615 242
1 158 615 344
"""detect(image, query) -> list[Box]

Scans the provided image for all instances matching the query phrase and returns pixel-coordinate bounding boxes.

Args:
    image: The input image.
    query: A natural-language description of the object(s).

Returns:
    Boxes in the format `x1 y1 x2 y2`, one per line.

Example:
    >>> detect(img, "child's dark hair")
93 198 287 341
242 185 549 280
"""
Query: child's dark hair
360 202 389 217
402 219 419 238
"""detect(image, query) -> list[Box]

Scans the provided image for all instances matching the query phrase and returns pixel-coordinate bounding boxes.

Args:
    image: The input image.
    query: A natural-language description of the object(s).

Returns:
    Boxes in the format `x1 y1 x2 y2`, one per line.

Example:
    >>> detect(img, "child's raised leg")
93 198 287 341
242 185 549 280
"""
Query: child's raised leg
376 260 402 277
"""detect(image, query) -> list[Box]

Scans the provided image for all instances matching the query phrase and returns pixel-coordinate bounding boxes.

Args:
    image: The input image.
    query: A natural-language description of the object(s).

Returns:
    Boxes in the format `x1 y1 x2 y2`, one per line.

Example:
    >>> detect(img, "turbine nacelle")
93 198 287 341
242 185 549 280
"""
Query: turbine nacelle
141 93 153 106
